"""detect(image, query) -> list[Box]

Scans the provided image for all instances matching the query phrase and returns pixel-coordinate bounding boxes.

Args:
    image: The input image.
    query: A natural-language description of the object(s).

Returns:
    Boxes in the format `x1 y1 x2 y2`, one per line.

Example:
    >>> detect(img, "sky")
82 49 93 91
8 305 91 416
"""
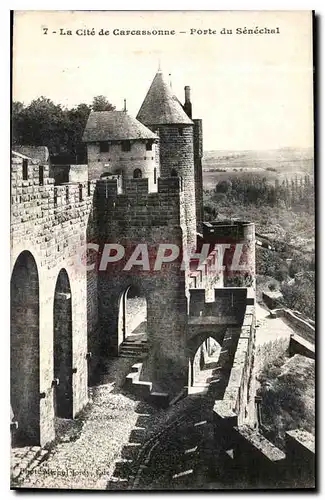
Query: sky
12 10 314 151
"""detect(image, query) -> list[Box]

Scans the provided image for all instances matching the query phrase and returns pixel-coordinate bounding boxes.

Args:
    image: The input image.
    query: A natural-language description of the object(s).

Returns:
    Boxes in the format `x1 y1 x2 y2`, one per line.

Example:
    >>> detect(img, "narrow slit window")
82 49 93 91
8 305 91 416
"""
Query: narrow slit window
22 159 28 180
39 165 44 186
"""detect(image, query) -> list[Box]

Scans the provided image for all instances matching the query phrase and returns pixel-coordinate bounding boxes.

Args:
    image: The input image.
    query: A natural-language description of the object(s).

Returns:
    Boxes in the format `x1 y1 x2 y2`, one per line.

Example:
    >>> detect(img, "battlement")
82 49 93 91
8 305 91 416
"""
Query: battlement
188 247 220 289
189 287 248 323
96 175 184 198
11 156 98 232
203 221 255 241
95 176 186 231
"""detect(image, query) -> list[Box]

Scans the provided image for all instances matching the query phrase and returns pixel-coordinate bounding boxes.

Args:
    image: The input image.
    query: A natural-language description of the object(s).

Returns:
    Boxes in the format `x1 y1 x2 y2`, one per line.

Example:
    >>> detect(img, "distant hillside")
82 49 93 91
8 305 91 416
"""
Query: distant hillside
202 147 314 188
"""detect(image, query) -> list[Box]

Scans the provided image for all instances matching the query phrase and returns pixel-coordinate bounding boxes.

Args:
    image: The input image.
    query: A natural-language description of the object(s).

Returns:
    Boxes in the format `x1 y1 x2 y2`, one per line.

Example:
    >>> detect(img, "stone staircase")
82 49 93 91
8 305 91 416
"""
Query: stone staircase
119 338 148 359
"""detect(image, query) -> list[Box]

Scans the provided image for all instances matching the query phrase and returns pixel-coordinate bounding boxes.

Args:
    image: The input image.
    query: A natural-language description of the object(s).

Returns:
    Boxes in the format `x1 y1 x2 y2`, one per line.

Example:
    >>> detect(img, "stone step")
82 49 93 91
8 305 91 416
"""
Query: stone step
121 345 149 351
122 341 148 347
120 347 147 353
121 339 148 344
120 353 141 358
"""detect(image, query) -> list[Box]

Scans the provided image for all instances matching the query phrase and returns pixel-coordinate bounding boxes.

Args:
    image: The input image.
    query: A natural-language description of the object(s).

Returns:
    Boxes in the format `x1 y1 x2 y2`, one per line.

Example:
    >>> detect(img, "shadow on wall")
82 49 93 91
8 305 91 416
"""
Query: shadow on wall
11 250 40 446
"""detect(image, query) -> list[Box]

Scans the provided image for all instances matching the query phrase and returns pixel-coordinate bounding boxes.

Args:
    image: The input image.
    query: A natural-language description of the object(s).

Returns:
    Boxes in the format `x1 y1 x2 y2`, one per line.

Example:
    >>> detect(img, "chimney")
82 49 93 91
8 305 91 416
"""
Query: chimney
183 85 192 119
123 99 127 112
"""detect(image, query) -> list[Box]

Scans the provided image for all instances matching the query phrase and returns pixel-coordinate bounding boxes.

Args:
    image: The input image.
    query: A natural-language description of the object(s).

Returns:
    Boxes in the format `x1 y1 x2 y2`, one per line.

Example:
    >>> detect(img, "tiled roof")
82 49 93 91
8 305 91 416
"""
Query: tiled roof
137 71 193 126
82 111 158 142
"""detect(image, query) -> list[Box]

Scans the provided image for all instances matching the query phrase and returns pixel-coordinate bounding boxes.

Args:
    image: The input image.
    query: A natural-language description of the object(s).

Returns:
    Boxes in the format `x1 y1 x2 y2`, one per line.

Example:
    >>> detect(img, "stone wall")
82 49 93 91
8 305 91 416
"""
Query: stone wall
193 119 203 231
49 164 88 185
93 176 189 394
11 155 97 445
213 296 256 427
202 221 256 289
228 426 315 487
87 141 159 191
189 287 247 324
156 125 197 251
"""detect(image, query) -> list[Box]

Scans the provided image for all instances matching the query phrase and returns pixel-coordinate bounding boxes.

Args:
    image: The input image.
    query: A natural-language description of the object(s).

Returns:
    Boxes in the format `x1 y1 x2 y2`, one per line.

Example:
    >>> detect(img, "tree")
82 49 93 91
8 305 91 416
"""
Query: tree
281 273 315 320
65 103 92 162
215 179 232 194
92 95 116 112
12 101 25 144
12 95 116 160
12 97 66 155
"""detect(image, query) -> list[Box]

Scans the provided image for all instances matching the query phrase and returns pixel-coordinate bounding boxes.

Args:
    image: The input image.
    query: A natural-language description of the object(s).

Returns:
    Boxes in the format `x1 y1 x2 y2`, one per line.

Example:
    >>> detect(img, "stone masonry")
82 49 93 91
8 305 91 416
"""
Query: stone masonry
11 70 257 449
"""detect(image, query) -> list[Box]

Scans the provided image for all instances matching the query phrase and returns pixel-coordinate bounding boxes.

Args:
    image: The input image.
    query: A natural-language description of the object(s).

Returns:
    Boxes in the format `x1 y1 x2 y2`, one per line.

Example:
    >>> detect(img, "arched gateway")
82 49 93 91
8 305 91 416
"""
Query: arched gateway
11 251 40 445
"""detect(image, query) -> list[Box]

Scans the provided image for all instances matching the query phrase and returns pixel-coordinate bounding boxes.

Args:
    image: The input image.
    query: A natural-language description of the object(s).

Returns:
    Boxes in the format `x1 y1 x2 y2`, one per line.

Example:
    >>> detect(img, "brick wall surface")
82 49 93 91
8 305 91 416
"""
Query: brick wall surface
154 125 197 251
93 176 189 394
11 156 97 445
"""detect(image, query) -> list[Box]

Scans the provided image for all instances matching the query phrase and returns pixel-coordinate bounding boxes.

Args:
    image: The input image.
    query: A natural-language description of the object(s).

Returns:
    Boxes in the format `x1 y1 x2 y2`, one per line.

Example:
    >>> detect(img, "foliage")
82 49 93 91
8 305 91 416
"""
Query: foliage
215 179 232 194
256 247 289 282
212 173 314 214
281 272 315 320
12 96 116 162
257 354 315 450
91 95 116 112
224 273 253 288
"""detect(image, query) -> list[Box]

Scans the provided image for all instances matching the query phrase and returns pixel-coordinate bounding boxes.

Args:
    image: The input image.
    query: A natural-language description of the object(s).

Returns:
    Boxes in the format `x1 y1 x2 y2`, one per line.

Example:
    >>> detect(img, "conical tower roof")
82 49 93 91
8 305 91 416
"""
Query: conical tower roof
137 71 193 126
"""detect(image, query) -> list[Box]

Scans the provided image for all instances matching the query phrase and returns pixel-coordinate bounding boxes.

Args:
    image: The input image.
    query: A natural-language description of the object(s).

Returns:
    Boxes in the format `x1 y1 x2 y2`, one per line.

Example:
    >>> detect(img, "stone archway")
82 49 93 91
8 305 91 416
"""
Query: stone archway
11 251 40 445
187 330 226 394
53 269 73 419
118 285 147 345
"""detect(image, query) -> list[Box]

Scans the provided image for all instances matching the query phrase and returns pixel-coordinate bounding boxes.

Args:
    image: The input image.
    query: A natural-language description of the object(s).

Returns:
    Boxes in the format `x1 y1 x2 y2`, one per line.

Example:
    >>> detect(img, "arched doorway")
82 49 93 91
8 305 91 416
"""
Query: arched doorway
189 336 222 394
53 269 73 419
11 251 40 445
118 285 147 346
133 168 142 179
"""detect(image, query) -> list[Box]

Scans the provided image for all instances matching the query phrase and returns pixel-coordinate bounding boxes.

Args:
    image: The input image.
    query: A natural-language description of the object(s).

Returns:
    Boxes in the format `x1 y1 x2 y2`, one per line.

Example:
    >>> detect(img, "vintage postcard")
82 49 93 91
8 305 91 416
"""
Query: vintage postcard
10 10 315 490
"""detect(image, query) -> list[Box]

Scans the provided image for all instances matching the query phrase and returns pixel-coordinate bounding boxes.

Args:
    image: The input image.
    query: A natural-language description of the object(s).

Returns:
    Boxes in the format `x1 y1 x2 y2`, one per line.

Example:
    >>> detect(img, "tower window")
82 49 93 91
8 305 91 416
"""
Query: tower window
100 142 109 153
178 128 183 136
171 169 178 177
121 140 131 152
146 141 153 151
154 168 157 184
39 165 44 186
22 159 28 180
133 169 142 179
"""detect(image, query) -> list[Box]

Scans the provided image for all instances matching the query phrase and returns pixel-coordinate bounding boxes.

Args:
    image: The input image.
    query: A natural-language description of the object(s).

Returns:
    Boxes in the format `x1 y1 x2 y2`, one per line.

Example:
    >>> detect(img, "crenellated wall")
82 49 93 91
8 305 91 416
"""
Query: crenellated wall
11 154 98 445
91 176 189 394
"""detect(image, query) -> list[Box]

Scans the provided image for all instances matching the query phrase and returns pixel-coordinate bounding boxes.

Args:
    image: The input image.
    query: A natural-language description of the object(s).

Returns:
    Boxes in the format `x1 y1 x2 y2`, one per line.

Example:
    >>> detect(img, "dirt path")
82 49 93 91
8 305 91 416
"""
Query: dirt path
13 357 208 490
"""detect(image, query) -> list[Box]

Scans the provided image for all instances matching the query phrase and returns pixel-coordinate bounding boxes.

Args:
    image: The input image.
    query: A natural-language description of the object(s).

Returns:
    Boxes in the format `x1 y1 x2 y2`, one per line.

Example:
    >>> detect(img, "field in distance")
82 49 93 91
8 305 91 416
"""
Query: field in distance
203 147 314 189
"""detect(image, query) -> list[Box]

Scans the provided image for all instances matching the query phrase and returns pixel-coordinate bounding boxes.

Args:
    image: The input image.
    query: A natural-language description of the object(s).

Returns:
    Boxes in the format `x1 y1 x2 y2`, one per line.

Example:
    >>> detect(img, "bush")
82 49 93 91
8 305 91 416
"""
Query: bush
281 272 315 320
215 179 232 194
257 355 315 450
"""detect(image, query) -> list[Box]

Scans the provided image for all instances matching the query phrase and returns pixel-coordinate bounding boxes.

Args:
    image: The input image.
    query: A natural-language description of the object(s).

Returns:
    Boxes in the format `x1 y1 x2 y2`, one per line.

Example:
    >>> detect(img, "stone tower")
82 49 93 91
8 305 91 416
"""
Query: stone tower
137 70 197 251
83 110 159 192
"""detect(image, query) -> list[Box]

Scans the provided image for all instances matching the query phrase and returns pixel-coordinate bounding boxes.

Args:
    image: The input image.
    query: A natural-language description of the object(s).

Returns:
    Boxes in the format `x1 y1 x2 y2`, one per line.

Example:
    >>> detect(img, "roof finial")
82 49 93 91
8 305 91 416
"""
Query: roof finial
158 58 162 73
123 98 127 112
169 73 172 88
